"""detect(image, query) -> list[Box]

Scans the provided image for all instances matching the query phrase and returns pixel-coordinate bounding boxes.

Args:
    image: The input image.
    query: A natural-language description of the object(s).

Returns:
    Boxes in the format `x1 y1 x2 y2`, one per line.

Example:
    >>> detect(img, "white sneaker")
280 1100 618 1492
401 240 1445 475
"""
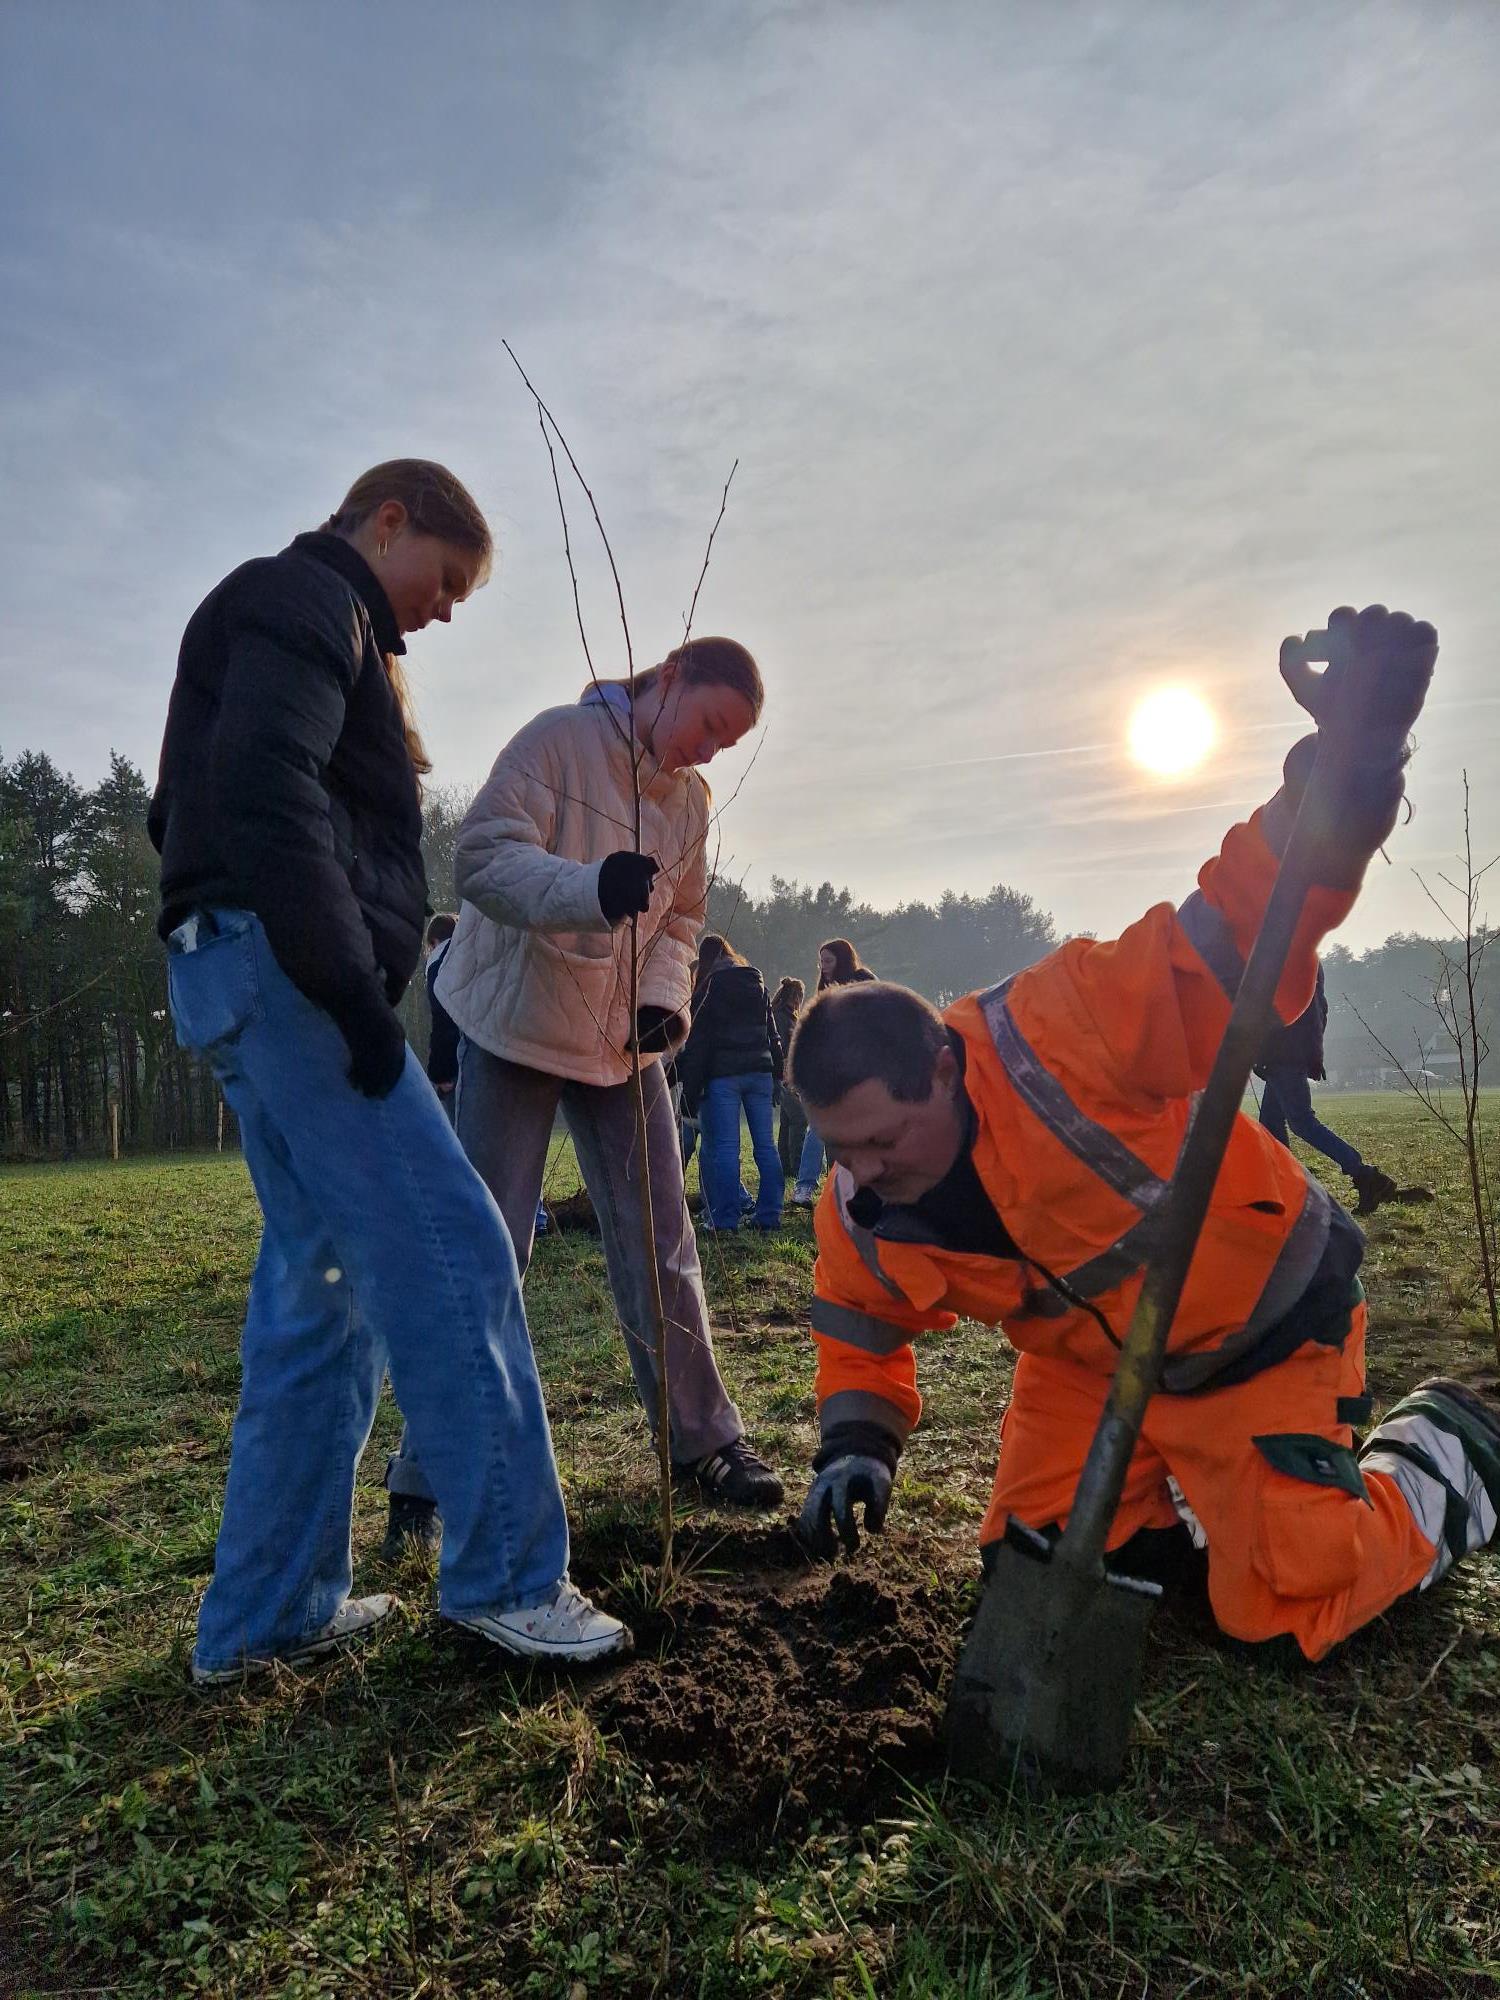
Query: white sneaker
446 1581 631 1663
791 1182 818 1207
191 1593 396 1685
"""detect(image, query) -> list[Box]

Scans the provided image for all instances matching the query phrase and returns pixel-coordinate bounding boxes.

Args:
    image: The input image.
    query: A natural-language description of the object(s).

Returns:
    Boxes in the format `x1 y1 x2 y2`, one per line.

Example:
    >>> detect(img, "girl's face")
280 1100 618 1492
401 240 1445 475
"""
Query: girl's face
648 674 756 774
381 531 485 637
819 948 837 980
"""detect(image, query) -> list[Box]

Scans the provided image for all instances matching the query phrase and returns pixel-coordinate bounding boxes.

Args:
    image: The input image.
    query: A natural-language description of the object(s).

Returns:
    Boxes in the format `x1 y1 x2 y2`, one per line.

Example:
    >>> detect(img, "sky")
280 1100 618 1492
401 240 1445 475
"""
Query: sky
2 0 1497 954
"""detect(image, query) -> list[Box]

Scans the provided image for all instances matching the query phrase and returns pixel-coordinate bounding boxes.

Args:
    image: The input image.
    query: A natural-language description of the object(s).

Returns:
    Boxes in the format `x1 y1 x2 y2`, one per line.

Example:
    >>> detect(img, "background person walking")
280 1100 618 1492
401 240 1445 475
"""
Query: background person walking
1256 963 1400 1214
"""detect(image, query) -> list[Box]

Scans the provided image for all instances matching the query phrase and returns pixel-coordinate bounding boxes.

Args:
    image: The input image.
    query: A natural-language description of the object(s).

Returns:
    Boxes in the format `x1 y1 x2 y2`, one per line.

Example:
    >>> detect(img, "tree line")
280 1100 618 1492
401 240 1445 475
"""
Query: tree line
1 752 1489 1159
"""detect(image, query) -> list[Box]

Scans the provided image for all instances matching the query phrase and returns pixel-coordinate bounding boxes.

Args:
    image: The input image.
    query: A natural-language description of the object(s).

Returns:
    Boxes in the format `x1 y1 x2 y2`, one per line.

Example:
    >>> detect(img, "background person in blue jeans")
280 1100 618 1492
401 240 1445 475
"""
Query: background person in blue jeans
677 935 785 1231
150 459 627 1679
1256 963 1400 1216
791 938 877 1204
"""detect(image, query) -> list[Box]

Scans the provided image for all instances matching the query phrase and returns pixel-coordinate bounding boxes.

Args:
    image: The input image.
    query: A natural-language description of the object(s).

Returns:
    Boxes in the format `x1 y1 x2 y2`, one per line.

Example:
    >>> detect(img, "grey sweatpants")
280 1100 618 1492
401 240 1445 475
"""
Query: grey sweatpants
387 1040 743 1500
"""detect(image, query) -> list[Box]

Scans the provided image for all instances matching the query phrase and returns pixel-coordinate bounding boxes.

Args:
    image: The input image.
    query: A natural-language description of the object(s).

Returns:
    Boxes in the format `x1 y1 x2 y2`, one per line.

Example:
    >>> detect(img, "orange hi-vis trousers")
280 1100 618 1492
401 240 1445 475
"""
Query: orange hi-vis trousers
981 1304 1438 1661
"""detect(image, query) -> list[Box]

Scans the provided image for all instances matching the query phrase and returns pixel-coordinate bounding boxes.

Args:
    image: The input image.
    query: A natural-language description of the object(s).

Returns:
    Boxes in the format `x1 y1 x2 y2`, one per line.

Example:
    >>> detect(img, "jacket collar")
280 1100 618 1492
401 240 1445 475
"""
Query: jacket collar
289 532 405 656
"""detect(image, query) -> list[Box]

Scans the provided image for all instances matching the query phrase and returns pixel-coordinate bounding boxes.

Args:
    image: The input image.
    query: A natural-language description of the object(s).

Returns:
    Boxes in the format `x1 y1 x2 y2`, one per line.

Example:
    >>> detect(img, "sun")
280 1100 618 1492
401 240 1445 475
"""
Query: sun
1127 686 1217 778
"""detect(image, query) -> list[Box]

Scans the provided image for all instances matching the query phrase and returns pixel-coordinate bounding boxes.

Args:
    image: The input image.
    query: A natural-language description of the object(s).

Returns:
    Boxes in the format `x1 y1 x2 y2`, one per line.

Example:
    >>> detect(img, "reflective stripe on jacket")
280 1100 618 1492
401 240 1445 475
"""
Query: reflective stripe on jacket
809 804 1361 1443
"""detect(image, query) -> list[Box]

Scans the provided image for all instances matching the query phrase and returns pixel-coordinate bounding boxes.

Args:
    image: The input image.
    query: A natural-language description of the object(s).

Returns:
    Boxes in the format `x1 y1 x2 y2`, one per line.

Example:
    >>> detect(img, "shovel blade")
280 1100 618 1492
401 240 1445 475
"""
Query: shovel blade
946 1527 1160 1794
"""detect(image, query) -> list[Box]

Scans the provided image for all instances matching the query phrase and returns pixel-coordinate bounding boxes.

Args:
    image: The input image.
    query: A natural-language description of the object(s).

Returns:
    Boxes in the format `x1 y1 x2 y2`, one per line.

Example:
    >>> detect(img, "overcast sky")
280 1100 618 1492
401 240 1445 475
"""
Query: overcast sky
3 0 1497 953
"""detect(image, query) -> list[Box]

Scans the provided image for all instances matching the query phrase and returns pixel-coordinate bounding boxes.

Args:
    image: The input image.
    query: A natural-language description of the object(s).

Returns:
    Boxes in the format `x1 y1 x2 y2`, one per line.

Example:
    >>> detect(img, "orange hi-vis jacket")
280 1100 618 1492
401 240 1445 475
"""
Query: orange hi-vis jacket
808 805 1361 1462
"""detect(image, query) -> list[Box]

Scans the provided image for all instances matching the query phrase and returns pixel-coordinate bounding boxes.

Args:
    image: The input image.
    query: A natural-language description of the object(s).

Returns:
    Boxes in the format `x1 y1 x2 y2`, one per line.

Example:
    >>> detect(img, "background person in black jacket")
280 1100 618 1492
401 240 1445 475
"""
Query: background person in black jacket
677 935 785 1230
151 459 627 1678
771 976 807 1179
1256 962 1399 1215
424 912 461 1104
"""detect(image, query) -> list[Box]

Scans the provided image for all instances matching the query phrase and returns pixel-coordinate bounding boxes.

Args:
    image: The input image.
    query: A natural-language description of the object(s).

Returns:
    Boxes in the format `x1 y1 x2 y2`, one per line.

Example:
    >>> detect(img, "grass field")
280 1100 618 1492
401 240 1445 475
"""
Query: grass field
3 1096 1500 1997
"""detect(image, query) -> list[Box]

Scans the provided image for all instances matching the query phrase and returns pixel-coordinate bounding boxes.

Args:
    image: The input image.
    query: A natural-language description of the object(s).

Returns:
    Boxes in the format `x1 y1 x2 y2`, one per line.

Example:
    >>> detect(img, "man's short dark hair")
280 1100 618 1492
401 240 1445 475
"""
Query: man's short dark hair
426 911 458 947
788 981 949 1108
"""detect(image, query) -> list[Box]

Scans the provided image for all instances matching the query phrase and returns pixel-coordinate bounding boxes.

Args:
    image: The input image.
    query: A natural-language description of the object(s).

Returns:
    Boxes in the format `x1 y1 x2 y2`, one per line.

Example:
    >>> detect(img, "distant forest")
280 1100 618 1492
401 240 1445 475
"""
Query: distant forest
2 755 1491 1160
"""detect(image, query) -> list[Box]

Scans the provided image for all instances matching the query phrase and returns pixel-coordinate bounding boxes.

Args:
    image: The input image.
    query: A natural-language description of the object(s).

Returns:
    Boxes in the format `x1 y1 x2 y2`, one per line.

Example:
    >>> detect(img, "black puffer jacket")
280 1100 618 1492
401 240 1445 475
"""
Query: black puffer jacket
1255 963 1329 1081
675 962 783 1113
149 533 426 1053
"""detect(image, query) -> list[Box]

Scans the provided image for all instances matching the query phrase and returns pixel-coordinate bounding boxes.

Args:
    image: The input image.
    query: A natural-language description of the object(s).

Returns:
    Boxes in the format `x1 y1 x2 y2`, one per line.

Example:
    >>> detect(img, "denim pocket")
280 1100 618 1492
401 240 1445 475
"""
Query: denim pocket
167 922 263 1052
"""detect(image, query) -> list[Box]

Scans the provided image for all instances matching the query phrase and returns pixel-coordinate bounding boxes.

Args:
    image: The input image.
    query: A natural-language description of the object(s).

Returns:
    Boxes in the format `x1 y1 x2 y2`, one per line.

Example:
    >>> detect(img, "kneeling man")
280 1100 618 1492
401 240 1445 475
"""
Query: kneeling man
792 607 1496 1661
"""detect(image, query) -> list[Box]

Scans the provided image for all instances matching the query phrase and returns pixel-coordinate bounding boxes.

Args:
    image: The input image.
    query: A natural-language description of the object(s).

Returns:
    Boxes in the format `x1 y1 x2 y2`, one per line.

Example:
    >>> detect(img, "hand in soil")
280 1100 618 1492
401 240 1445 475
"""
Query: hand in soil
797 1452 893 1558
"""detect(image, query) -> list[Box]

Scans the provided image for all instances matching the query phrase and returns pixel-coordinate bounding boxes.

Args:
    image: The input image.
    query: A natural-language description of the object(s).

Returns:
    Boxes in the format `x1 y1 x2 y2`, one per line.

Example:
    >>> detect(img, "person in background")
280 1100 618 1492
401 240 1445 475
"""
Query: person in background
424 912 461 1105
790 939 877 1206
382 637 784 1557
1256 963 1400 1214
772 976 807 1182
150 458 628 1678
676 935 785 1232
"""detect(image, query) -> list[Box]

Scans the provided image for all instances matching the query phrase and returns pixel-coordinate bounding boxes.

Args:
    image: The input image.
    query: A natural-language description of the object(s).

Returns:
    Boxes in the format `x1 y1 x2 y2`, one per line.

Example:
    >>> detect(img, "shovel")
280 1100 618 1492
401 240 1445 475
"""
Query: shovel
946 626 1375 1794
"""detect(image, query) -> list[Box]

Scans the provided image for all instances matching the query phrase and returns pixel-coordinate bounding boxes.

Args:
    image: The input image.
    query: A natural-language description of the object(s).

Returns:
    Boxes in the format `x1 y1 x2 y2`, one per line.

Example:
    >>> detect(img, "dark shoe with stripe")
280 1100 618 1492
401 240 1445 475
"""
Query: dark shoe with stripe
1350 1163 1400 1215
380 1493 442 1563
681 1437 785 1509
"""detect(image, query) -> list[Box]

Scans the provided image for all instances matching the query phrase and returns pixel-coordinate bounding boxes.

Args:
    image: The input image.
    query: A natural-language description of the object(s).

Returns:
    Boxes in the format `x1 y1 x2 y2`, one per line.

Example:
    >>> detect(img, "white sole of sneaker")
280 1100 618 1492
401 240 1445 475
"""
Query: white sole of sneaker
444 1615 632 1665
191 1600 395 1684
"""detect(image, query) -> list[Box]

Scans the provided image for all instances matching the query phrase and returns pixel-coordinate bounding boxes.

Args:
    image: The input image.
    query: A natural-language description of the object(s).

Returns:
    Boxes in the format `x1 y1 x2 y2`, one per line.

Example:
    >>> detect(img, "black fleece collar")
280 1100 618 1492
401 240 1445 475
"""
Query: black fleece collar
289 532 405 656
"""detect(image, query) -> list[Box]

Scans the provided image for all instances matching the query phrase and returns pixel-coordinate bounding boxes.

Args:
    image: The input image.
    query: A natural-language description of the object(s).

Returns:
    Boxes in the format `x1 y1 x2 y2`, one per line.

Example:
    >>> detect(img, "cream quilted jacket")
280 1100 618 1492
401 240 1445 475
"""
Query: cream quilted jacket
434 689 711 1085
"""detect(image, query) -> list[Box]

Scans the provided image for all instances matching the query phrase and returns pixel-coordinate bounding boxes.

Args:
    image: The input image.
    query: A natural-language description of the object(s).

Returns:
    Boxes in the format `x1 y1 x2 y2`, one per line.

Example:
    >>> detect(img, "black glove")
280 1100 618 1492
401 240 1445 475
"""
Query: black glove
797 1422 902 1559
598 851 660 924
329 987 409 1099
799 1455 893 1558
1276 605 1437 887
631 1005 683 1055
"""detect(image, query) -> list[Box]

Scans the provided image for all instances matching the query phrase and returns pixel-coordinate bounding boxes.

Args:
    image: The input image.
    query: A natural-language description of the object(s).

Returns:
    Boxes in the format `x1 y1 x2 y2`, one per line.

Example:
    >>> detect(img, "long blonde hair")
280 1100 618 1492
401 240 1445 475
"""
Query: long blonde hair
322 458 493 778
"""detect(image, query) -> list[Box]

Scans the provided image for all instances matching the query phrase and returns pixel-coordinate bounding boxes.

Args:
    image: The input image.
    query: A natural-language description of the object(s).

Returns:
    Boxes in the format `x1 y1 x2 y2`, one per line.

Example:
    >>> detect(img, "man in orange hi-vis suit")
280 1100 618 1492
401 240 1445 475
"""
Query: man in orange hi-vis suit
790 607 1499 1662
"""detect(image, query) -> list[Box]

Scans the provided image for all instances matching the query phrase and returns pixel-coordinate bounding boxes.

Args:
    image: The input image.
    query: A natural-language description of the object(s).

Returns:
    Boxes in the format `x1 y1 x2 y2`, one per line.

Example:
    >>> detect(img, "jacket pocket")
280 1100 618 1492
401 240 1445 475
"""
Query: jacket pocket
167 922 262 1052
1248 1432 1370 1599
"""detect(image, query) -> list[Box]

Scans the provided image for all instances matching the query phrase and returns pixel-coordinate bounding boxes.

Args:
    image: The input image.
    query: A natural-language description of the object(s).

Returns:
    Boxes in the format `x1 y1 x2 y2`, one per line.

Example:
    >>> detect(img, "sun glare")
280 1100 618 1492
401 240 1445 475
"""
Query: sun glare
1127 686 1216 778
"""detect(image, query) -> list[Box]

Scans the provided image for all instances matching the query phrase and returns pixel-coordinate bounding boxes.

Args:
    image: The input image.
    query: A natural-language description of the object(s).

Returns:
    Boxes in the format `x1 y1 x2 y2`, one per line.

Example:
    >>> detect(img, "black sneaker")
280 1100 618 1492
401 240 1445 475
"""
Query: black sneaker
379 1493 442 1563
681 1438 785 1509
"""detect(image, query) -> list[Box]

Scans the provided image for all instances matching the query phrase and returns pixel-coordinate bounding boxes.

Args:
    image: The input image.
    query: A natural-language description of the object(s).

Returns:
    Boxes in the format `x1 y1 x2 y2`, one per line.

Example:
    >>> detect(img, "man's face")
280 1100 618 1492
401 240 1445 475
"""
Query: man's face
808 1047 967 1205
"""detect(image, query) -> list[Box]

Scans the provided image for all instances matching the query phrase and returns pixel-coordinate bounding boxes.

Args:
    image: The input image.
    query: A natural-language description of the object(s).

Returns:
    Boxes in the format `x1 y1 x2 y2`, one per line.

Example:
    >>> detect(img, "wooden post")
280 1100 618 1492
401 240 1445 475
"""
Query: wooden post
216 1095 225 1153
109 1098 119 1162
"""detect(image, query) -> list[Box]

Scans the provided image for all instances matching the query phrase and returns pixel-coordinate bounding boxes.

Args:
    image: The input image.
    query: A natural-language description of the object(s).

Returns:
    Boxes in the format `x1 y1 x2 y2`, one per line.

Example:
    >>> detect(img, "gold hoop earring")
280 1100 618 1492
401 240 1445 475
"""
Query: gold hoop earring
377 540 389 559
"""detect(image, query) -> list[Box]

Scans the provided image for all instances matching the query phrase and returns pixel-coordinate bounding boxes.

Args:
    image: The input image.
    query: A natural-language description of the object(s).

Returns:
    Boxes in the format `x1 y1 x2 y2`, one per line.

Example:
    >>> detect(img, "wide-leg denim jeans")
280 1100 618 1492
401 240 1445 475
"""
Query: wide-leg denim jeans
698 1072 784 1229
167 910 570 1674
387 1041 743 1499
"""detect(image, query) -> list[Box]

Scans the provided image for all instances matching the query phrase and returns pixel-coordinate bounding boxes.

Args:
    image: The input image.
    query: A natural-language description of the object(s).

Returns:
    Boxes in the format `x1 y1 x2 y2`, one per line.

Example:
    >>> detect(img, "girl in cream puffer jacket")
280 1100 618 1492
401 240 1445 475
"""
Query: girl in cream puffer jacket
383 639 787 1531
435 684 709 1084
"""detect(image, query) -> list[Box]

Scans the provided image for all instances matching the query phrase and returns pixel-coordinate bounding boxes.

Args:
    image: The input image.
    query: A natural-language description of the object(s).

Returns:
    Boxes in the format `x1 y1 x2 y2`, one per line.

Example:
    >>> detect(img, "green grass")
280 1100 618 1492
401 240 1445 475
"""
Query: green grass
3 1099 1500 1996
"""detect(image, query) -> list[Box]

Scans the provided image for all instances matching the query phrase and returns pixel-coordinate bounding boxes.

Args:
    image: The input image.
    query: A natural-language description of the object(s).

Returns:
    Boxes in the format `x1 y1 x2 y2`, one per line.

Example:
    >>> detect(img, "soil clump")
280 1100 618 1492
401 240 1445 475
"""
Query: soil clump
578 1521 968 1840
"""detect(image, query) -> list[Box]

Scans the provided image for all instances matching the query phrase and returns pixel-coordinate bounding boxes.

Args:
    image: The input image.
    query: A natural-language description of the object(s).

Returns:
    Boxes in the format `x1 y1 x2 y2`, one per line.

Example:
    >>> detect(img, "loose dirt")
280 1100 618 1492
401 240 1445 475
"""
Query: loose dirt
575 1521 970 1840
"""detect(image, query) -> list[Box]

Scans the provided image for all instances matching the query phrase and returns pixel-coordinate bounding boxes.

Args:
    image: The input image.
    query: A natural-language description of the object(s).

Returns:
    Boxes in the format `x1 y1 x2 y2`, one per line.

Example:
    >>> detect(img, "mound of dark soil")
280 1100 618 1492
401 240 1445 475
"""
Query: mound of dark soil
581 1523 967 1838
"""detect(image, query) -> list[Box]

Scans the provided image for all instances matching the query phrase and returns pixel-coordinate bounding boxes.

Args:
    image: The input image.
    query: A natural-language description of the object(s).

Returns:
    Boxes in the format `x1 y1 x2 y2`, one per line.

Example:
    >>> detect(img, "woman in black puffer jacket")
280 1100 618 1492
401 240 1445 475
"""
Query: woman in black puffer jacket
677 935 784 1231
150 459 626 1679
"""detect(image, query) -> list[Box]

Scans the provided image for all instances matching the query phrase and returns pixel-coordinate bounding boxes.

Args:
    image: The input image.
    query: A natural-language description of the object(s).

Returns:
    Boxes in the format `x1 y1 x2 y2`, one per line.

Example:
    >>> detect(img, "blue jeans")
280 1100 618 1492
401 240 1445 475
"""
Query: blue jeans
167 910 570 1673
698 1071 784 1229
387 1043 742 1493
1258 1065 1364 1178
796 1122 828 1190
